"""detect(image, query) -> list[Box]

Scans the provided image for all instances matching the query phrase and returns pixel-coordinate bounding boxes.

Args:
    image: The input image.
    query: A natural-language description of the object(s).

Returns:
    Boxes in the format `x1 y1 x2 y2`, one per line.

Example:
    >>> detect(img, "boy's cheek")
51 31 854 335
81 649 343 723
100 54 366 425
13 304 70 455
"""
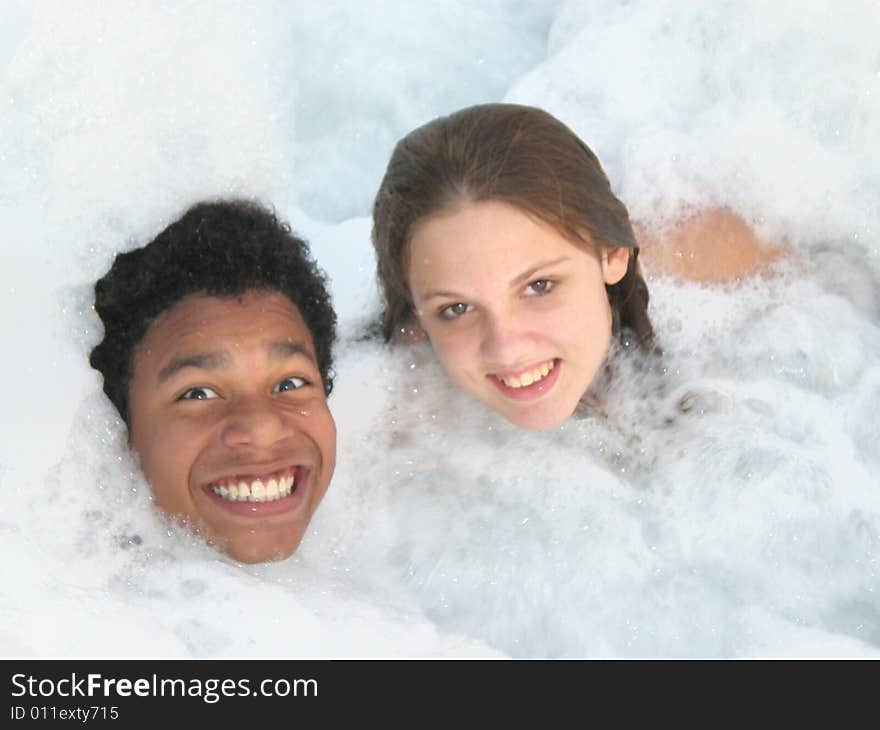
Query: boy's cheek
142 458 197 521
131 420 194 511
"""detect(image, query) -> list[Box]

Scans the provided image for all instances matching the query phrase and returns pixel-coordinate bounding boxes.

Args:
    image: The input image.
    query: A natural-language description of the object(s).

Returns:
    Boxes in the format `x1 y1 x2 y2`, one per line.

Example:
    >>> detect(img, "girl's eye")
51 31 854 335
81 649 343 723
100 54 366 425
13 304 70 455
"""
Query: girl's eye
525 279 555 296
439 302 473 320
273 376 307 393
178 386 219 401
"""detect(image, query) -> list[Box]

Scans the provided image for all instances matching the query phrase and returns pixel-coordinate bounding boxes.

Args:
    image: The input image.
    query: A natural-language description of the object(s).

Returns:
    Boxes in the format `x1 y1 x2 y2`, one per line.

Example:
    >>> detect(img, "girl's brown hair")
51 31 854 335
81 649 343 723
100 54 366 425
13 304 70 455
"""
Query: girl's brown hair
371 103 653 346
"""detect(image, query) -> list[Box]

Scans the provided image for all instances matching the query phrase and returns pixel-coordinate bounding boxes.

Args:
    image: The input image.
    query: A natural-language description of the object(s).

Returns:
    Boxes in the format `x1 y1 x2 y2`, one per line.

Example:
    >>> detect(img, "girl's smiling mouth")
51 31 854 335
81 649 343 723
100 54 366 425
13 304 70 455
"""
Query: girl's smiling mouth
488 358 560 401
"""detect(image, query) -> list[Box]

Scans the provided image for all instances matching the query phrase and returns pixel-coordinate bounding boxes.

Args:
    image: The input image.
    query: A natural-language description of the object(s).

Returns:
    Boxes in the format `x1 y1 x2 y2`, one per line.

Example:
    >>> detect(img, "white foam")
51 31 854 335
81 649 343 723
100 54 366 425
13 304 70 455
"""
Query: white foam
2 1 879 657
508 0 880 258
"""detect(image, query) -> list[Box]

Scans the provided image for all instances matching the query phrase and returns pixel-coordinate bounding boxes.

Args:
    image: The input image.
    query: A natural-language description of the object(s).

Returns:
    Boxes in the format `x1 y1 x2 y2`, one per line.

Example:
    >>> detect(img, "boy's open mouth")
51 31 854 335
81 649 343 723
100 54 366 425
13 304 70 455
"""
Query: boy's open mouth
206 466 303 503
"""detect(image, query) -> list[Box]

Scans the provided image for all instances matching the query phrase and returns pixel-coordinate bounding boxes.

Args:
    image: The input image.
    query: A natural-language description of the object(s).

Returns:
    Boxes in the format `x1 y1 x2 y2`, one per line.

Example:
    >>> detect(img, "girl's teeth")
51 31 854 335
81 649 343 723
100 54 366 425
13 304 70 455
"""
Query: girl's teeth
500 359 555 388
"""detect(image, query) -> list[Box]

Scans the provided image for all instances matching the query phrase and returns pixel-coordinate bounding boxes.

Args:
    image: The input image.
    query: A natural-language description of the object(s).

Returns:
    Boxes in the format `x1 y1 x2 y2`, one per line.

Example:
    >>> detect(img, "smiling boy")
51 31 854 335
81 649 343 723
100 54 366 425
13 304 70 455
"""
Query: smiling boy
89 200 337 563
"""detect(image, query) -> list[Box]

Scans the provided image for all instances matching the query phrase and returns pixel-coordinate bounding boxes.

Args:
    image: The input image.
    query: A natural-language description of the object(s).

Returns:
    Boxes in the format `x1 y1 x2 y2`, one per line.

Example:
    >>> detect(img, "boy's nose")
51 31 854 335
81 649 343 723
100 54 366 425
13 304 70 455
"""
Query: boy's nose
220 397 288 450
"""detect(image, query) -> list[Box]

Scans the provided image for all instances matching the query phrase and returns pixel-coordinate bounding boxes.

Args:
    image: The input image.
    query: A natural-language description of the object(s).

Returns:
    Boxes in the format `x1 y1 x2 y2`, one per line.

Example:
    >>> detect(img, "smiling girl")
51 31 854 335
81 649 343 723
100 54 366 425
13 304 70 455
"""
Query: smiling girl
372 103 778 430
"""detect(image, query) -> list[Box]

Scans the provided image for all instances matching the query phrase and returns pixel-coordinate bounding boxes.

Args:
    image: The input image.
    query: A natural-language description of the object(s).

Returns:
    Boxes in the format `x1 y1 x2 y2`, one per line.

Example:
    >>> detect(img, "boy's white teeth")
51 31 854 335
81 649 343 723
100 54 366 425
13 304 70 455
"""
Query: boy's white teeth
211 473 295 502
499 359 555 388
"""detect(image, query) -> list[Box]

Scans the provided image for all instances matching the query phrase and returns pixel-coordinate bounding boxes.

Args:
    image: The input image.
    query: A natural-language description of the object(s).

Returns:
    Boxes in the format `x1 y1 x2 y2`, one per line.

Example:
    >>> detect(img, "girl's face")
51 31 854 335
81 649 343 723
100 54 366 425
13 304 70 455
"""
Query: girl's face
408 200 629 430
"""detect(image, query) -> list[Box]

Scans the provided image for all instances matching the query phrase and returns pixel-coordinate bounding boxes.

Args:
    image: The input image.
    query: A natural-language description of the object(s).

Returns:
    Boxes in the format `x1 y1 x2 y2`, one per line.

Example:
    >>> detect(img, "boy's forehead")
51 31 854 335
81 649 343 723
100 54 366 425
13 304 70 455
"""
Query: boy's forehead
137 290 315 367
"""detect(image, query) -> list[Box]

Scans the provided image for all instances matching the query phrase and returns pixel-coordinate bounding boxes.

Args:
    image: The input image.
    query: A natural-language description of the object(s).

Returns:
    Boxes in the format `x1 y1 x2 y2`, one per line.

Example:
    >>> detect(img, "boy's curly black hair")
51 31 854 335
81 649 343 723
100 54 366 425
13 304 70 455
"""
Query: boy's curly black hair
89 199 336 426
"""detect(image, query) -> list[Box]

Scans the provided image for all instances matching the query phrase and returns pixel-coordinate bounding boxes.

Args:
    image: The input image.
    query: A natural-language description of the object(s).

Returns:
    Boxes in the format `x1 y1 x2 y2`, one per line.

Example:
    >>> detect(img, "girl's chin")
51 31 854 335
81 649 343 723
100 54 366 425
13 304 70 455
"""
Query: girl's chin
505 413 570 431
497 399 576 431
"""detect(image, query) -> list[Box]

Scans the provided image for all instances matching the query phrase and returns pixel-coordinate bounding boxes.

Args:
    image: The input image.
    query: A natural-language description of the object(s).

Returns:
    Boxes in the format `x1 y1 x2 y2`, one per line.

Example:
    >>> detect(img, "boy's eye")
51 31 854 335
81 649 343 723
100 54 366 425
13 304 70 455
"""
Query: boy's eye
439 302 473 320
525 279 555 296
273 376 307 393
178 386 219 401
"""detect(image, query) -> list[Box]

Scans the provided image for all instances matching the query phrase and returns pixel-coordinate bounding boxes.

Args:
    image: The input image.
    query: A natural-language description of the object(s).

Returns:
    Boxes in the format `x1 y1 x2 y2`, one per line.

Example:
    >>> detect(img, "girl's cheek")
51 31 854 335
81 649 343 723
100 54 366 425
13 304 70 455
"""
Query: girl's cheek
433 334 472 370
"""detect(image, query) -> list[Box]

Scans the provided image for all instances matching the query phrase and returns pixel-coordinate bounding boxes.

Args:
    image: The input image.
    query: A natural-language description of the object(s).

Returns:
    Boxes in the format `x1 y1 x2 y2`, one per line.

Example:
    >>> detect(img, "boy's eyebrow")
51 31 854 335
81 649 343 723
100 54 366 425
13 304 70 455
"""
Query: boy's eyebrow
266 340 316 364
157 351 229 384
157 341 316 384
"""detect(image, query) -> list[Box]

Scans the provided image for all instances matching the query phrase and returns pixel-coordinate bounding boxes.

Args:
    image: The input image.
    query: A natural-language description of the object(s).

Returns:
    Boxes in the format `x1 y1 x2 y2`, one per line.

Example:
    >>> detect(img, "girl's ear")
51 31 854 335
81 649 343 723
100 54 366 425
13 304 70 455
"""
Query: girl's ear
601 247 630 285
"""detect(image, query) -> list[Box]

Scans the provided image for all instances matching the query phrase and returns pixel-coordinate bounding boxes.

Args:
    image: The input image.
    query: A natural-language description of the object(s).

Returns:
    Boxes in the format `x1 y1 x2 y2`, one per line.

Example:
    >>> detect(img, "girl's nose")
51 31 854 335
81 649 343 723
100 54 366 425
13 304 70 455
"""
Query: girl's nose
480 308 530 368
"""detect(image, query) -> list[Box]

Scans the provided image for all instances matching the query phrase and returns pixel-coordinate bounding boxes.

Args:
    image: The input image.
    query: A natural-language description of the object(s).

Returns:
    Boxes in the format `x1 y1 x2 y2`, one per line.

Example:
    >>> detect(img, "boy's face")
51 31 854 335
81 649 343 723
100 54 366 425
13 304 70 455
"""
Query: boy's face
127 290 336 563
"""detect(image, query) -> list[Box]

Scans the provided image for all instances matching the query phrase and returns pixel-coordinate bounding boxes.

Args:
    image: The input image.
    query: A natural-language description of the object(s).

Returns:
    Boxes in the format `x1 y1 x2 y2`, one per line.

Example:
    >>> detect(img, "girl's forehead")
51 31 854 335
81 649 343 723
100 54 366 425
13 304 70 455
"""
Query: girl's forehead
409 203 593 275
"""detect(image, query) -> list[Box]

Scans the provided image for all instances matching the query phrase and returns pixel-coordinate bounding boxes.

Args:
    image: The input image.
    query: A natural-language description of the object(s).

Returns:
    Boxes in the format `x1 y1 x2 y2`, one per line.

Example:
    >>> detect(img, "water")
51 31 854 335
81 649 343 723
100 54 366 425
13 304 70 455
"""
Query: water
2 0 878 657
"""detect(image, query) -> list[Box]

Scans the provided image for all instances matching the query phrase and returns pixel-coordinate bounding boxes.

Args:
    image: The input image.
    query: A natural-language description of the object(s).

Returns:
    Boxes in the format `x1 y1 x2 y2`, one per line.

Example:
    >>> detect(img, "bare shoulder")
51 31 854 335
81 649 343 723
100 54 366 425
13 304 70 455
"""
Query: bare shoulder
635 207 783 283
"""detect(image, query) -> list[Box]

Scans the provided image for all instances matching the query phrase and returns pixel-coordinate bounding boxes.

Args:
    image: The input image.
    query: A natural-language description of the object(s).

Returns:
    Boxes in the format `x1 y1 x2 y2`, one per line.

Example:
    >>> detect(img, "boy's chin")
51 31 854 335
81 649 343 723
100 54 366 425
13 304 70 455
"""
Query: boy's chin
208 531 304 564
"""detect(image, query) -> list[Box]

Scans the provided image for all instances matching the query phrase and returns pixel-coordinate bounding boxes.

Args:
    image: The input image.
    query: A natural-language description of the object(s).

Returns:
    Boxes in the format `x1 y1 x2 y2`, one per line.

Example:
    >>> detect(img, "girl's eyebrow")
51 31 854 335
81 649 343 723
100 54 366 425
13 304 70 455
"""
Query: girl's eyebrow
420 287 465 302
509 256 571 287
419 256 572 302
